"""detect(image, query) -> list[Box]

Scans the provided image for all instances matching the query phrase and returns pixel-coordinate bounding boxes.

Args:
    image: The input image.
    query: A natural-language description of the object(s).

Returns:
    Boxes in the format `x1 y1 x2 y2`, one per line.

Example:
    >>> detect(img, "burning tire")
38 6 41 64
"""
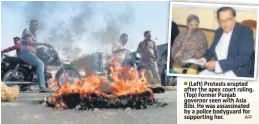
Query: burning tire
47 91 155 110
42 57 167 110
55 67 81 87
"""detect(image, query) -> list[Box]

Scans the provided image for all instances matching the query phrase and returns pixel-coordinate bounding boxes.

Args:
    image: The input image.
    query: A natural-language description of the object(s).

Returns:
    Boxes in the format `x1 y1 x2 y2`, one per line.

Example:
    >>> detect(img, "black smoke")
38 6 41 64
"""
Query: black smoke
23 1 134 60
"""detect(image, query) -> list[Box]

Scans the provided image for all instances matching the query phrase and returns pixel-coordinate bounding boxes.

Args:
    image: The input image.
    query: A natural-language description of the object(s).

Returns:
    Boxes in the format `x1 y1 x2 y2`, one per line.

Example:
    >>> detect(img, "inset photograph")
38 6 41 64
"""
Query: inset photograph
167 2 259 80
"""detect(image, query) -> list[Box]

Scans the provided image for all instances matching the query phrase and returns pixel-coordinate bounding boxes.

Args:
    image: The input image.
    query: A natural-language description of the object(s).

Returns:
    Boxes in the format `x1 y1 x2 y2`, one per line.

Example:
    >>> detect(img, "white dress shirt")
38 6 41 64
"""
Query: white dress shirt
200 30 236 77
215 30 236 76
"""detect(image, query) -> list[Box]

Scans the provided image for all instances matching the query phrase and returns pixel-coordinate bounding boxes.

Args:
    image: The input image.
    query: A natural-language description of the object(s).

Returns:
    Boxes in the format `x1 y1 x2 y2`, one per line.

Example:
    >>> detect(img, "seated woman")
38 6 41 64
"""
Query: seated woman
171 14 208 74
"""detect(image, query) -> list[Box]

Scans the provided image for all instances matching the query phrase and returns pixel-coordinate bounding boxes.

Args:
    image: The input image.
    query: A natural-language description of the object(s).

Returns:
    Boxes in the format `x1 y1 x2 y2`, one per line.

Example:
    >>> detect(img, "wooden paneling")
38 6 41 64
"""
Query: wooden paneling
172 8 216 29
172 7 257 30
237 11 258 23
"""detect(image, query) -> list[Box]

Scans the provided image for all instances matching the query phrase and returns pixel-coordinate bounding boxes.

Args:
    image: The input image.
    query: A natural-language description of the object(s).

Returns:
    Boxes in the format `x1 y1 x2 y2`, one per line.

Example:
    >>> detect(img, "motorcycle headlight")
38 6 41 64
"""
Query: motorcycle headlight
136 53 141 58
79 69 86 76
46 66 58 76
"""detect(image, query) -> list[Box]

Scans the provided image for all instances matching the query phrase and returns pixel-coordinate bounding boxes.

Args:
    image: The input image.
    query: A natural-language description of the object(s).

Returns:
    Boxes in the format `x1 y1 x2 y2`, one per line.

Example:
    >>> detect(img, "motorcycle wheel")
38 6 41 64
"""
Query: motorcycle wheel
2 70 25 82
2 68 32 91
55 68 81 87
2 66 31 82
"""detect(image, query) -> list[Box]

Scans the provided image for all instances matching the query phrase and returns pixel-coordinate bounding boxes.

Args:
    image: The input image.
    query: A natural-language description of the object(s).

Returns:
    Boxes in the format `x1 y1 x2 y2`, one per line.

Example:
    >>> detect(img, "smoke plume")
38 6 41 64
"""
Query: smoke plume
19 1 134 60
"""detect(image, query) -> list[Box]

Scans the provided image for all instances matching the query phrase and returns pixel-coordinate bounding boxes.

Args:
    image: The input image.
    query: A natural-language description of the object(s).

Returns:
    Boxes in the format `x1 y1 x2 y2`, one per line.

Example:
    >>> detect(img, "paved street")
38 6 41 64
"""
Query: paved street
2 91 177 124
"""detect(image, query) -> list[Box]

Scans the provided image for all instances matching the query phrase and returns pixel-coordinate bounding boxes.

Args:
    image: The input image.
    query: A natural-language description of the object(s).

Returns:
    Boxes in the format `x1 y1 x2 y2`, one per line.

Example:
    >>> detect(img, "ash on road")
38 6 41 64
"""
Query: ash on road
2 91 177 124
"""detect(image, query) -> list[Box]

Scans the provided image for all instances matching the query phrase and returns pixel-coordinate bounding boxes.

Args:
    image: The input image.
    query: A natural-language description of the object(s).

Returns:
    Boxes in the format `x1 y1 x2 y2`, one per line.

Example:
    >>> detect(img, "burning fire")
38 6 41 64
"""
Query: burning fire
47 56 154 109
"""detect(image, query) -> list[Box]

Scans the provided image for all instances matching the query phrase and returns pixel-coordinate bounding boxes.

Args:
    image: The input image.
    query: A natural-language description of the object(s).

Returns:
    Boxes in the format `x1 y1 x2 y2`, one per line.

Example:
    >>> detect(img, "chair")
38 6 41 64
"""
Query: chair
241 20 257 77
241 20 257 42
242 20 257 29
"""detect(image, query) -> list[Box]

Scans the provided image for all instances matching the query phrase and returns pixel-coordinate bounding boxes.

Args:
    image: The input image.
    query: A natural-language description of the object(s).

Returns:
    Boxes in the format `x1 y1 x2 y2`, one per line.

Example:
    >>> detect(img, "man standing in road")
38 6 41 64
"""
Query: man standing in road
137 30 161 87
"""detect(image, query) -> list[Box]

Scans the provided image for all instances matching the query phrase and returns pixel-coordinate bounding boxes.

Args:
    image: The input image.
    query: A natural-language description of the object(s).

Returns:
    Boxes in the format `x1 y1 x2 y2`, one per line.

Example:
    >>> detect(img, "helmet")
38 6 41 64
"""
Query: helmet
120 33 128 46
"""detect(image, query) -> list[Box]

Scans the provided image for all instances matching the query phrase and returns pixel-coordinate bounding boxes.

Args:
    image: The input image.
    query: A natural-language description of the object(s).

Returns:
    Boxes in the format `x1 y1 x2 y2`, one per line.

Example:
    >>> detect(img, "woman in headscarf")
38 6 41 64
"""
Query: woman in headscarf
171 14 208 67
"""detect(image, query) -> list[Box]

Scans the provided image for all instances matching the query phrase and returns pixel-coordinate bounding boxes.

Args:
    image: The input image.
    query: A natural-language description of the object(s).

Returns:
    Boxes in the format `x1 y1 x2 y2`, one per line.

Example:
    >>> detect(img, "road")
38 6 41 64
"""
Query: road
2 91 177 124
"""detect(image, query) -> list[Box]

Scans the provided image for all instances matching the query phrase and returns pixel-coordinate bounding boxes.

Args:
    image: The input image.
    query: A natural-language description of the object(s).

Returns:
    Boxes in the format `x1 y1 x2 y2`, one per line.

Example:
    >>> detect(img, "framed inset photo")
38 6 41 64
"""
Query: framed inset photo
167 2 259 80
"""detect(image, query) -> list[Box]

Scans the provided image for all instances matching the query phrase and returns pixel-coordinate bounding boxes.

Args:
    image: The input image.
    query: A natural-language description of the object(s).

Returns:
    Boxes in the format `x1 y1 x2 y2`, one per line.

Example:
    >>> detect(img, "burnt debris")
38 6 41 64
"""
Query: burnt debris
42 91 167 110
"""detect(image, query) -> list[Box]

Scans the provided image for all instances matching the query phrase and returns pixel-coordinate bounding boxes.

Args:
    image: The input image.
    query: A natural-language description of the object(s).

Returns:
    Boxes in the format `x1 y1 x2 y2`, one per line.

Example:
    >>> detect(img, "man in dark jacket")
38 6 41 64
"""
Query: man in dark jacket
197 7 254 78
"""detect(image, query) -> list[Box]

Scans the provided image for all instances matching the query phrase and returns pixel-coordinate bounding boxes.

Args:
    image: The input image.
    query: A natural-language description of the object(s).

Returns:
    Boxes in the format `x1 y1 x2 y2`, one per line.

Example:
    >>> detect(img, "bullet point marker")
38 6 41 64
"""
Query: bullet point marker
184 81 188 86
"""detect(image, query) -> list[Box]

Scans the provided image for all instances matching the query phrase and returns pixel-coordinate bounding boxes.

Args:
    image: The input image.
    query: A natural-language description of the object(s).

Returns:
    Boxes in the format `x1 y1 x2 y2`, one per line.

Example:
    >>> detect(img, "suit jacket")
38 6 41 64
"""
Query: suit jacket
203 23 254 77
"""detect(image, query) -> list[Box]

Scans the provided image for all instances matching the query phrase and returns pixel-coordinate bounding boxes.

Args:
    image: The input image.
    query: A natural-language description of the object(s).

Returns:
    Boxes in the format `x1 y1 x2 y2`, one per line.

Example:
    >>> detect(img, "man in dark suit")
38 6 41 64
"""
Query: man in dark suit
198 7 254 77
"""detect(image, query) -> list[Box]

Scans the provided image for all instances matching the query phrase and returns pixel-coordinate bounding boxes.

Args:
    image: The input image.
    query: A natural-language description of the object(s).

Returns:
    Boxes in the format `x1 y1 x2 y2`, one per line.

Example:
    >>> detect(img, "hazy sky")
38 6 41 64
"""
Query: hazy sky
1 1 170 57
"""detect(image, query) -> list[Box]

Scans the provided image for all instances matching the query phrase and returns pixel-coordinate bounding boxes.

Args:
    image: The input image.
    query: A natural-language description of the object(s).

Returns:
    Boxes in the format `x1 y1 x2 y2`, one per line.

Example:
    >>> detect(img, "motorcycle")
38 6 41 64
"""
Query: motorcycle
110 48 165 93
110 49 154 84
1 45 80 91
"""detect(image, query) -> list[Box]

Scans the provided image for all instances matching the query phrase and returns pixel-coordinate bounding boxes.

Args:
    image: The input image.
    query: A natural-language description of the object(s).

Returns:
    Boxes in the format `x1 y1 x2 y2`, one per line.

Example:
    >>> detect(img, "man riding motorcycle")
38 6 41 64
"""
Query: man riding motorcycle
16 19 53 93
1 34 52 93
111 33 134 67
22 19 38 42
19 34 54 93
104 33 157 91
102 33 135 93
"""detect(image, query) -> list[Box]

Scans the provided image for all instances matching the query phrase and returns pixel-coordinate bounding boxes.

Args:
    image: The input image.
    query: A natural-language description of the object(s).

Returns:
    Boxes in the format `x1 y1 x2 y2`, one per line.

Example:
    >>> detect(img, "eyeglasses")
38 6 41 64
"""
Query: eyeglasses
218 17 234 24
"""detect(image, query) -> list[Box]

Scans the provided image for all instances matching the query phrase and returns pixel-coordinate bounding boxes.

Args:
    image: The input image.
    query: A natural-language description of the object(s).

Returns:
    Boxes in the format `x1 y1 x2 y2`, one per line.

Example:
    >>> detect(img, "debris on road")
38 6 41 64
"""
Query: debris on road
1 82 20 102
42 91 157 110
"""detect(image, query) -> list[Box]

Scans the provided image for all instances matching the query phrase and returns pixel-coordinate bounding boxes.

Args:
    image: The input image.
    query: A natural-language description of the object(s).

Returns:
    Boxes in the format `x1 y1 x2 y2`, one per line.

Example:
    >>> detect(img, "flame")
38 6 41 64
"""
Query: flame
50 55 153 107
